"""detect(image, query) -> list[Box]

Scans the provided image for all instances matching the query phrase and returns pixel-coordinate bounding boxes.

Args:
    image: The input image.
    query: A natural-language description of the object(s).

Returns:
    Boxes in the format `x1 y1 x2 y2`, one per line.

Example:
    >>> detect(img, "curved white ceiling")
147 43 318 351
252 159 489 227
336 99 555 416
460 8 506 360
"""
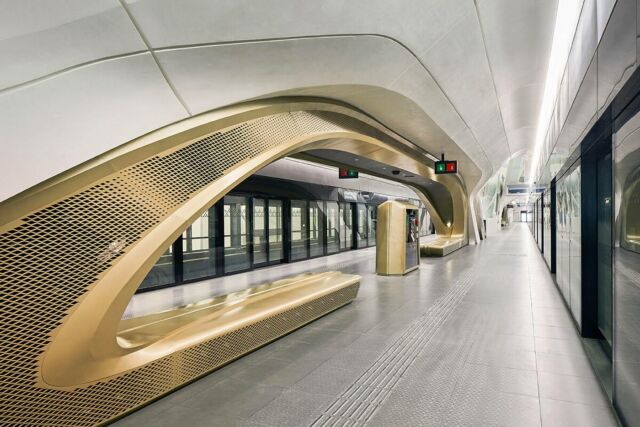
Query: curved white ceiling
0 0 558 201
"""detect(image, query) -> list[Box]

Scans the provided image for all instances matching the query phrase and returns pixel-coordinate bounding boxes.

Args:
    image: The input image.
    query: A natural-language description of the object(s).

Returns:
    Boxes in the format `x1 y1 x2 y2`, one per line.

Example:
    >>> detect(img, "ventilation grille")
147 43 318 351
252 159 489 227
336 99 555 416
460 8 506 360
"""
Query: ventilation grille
0 110 356 426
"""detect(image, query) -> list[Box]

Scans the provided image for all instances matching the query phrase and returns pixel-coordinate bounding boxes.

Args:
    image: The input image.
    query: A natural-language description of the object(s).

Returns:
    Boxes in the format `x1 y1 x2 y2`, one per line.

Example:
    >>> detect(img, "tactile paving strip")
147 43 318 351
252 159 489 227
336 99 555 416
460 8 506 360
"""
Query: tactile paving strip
310 269 475 426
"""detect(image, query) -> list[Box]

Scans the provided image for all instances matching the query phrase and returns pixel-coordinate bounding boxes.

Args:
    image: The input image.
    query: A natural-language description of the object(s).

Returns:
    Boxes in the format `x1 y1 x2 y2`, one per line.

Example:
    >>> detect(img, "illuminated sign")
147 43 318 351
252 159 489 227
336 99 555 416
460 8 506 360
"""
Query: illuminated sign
435 160 457 174
339 168 359 179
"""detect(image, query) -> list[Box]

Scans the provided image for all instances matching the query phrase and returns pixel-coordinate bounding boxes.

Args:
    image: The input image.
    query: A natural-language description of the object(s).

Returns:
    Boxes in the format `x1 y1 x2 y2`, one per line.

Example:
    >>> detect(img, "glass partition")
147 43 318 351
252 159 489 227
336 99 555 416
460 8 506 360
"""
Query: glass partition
253 198 267 266
343 203 353 250
543 190 551 267
367 205 377 246
356 204 368 248
597 153 613 345
568 166 581 328
290 200 308 261
183 208 216 281
309 201 325 257
224 195 250 273
614 113 640 425
555 164 581 327
139 246 174 290
326 201 340 254
268 199 283 262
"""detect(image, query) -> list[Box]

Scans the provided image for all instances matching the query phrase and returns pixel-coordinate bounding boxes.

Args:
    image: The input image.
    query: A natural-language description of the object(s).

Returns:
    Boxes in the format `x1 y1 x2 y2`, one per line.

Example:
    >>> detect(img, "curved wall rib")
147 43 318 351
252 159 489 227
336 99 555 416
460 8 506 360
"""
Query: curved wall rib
0 99 466 426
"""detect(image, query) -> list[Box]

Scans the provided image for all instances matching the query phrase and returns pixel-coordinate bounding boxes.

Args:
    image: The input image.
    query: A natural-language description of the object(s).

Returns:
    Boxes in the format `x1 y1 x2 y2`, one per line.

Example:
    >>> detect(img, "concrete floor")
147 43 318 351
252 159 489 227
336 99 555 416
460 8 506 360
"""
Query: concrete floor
114 224 618 426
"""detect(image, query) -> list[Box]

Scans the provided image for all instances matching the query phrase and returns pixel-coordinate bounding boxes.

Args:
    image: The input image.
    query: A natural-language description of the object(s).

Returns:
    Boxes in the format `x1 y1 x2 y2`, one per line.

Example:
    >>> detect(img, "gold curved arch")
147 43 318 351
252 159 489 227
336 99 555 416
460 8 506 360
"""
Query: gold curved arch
0 98 468 425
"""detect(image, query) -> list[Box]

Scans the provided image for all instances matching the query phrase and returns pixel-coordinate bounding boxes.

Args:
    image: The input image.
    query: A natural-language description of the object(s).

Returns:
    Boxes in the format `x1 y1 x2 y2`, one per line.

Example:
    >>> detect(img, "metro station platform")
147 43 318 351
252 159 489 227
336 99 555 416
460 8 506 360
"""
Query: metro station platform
114 224 617 427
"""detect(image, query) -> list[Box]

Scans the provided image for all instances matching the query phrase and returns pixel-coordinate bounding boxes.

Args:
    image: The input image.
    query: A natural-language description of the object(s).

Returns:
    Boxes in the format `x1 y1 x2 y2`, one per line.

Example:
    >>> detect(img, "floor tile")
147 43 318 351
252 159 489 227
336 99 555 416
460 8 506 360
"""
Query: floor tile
541 398 618 427
114 225 619 426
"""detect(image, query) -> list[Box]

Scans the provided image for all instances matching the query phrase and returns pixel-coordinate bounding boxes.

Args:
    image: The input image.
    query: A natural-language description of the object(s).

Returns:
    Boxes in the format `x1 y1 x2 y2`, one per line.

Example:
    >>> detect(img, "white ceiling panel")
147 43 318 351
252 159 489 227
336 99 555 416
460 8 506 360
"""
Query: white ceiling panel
0 0 145 89
155 36 416 114
0 0 568 200
0 53 188 200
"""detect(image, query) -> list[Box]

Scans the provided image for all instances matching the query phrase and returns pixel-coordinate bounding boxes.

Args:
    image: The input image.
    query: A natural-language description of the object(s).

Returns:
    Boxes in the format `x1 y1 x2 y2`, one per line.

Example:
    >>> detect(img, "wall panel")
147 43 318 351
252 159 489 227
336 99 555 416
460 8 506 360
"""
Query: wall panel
613 110 640 426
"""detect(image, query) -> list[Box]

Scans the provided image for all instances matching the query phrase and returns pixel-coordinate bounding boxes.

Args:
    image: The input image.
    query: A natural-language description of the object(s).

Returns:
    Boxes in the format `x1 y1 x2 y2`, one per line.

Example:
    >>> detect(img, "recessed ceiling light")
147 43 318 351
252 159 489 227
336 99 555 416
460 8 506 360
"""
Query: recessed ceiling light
354 158 359 162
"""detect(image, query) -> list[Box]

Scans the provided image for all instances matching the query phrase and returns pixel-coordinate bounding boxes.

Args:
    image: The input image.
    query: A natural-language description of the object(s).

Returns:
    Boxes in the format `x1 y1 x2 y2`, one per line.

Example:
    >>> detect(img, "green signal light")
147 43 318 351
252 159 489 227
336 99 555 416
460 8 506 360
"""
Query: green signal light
436 163 446 173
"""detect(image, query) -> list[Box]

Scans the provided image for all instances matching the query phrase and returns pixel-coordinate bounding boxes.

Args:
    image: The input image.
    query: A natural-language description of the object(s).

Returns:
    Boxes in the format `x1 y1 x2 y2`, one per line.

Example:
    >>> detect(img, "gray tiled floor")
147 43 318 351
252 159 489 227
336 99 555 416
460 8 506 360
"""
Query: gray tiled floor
113 224 618 426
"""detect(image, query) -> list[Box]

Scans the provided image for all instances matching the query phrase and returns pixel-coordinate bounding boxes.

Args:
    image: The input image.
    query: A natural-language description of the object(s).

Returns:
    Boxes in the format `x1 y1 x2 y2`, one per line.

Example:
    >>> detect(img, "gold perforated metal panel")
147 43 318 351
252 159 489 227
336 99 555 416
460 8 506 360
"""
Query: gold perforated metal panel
0 109 362 426
0 100 463 426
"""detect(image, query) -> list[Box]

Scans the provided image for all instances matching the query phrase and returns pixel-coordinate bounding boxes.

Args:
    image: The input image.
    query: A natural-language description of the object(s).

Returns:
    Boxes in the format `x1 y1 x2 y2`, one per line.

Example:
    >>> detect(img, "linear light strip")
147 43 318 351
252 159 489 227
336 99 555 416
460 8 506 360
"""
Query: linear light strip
528 0 584 185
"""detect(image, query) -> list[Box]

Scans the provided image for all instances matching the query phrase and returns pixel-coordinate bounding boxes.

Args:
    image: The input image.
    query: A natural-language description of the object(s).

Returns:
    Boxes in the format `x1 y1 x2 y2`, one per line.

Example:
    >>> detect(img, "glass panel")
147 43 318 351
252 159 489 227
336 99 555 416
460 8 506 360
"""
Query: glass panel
419 207 430 237
139 246 174 290
367 205 377 246
326 201 340 254
253 198 267 265
543 190 552 268
344 203 353 250
406 209 419 269
309 201 324 257
268 199 283 262
339 203 347 250
224 195 250 273
356 204 368 248
597 153 613 344
556 165 582 327
290 200 308 261
614 113 640 426
569 165 581 328
183 208 216 281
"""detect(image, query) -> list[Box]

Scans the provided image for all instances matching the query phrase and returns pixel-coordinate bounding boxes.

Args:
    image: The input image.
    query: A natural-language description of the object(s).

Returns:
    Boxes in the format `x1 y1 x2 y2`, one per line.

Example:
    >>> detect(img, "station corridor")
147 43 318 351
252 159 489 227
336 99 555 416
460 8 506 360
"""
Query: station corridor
113 225 616 427
5 2 640 425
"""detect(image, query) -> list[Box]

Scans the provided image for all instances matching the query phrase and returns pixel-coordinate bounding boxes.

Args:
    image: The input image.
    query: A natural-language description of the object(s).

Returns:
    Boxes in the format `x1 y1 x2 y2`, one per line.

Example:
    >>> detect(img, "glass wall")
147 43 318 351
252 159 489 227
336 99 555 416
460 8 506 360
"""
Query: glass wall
224 195 250 273
183 208 216 281
356 204 368 248
555 163 581 328
326 201 340 254
139 245 174 290
418 207 432 237
614 111 640 426
568 166 581 328
268 199 284 263
543 190 551 268
253 198 267 266
290 200 308 261
367 204 377 246
536 197 543 251
309 201 325 257
597 153 613 346
138 186 418 293
338 203 353 250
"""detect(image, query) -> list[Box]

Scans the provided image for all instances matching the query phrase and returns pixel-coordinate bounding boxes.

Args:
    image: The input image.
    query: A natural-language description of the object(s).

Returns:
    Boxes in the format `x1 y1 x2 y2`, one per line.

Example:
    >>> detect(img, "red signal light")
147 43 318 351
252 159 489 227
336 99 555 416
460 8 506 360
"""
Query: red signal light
435 160 457 174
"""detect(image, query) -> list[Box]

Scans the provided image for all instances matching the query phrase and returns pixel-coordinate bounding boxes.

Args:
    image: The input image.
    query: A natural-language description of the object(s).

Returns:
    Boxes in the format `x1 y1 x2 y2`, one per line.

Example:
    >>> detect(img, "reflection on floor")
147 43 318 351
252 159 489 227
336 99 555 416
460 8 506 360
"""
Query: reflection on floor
115 225 618 426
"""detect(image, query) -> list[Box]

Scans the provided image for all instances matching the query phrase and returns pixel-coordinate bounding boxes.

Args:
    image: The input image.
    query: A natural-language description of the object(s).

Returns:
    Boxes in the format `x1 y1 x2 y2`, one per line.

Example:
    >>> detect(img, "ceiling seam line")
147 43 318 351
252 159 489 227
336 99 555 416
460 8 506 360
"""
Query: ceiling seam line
0 51 148 96
0 30 490 175
117 0 192 116
472 0 513 158
152 33 493 174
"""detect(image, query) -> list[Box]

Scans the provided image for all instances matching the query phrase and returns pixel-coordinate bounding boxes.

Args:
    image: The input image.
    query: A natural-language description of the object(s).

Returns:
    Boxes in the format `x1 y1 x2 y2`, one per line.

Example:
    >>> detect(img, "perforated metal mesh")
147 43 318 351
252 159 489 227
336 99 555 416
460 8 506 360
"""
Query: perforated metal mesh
0 110 359 426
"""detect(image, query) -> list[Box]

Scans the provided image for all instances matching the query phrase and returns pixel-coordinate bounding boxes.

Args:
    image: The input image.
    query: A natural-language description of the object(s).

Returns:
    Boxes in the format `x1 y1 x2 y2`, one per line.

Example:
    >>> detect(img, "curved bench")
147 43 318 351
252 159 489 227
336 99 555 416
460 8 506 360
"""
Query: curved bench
420 236 464 257
118 271 361 350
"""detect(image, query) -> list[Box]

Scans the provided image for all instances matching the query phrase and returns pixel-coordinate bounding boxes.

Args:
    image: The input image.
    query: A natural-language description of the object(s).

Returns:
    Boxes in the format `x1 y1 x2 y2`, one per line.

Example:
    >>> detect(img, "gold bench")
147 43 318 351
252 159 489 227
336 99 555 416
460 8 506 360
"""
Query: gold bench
420 236 464 257
118 271 361 350
105 271 360 421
